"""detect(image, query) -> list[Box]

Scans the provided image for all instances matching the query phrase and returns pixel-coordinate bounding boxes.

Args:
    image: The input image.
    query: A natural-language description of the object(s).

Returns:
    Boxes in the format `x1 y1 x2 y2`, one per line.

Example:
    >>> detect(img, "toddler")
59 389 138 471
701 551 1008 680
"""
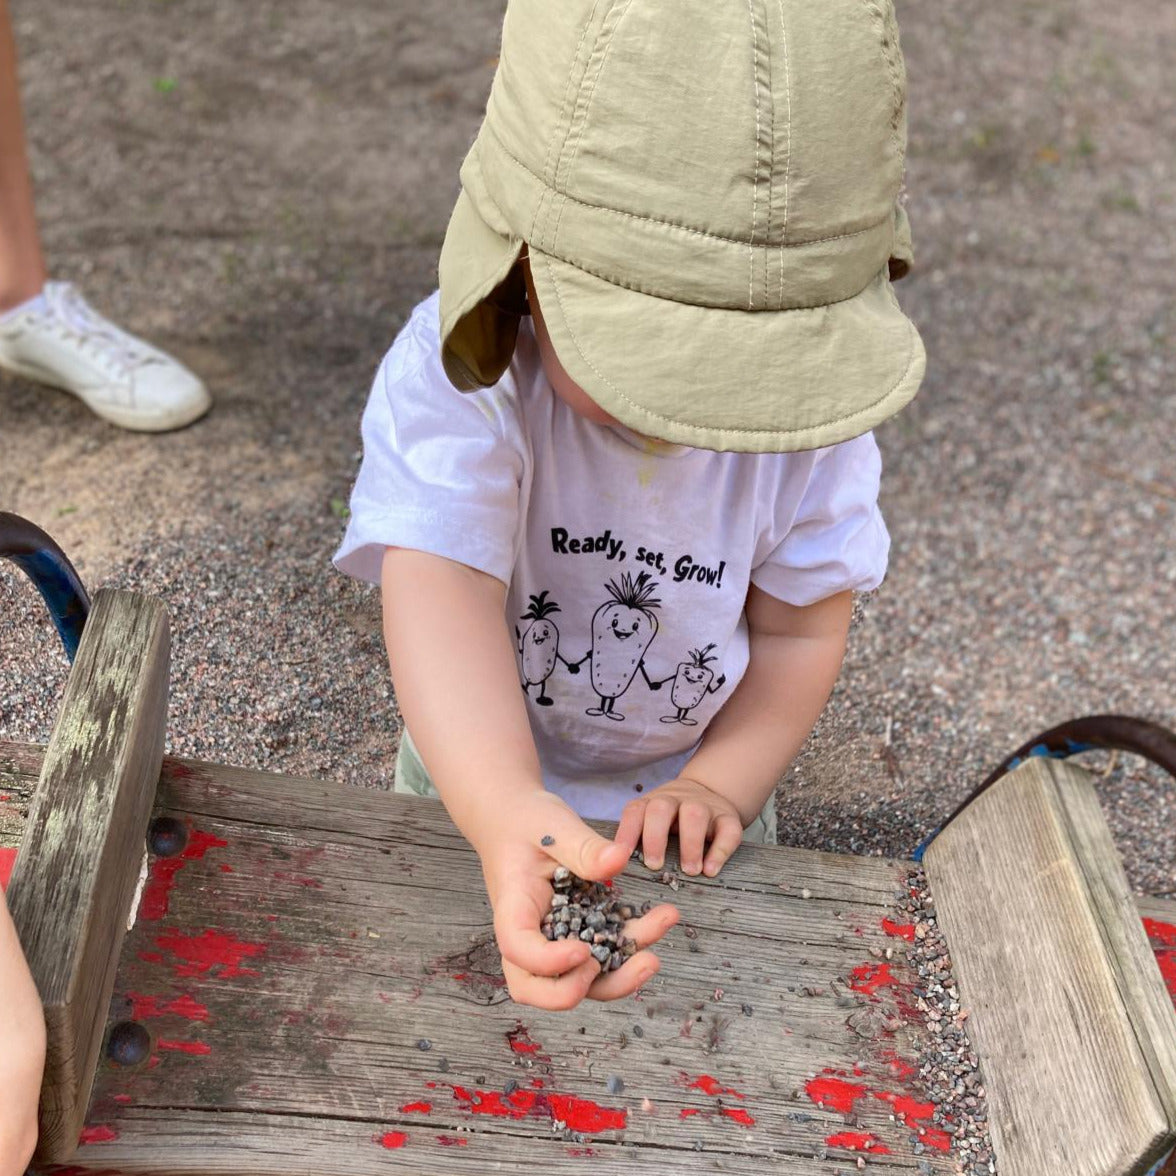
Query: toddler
336 0 924 1009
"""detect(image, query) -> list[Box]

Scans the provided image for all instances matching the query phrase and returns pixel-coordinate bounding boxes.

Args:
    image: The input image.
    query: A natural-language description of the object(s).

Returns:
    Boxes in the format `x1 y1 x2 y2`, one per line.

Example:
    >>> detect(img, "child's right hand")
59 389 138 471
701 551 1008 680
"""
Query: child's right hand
474 790 678 1009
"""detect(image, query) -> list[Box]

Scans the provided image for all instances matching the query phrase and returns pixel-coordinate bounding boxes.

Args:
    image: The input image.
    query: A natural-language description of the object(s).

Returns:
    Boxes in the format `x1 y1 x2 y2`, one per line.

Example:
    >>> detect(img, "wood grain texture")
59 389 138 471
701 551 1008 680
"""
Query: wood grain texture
924 758 1176 1176
5 590 170 1164
6 751 953 1175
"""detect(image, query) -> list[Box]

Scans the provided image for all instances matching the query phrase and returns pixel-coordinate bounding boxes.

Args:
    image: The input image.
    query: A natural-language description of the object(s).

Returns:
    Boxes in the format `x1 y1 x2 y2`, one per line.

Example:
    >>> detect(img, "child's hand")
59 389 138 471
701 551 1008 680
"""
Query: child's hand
616 776 743 878
475 791 678 1010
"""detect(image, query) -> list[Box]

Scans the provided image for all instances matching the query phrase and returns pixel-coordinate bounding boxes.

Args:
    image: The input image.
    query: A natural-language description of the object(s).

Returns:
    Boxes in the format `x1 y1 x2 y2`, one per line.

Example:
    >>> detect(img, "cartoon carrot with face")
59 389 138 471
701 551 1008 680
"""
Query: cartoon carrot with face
578 571 662 722
660 643 726 726
515 591 580 706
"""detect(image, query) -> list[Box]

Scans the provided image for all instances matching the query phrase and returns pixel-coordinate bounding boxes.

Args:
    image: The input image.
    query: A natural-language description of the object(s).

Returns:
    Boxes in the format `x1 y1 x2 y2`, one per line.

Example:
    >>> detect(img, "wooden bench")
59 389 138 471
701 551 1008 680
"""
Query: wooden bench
2 588 1175 1176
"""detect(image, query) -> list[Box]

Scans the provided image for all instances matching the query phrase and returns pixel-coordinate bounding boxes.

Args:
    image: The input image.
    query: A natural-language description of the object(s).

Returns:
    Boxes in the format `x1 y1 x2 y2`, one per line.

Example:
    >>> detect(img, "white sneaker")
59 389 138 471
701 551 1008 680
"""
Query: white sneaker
0 281 211 432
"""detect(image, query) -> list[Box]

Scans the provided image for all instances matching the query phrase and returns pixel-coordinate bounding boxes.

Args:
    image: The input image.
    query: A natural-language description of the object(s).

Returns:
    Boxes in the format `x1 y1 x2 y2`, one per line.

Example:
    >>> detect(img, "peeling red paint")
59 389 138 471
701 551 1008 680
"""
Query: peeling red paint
679 1108 702 1118
1145 918 1176 947
444 1083 626 1133
848 962 900 995
874 1091 952 1151
0 846 16 890
506 1023 545 1055
1156 950 1176 1004
138 950 164 964
157 1039 212 1055
437 1135 468 1146
141 830 228 921
401 1101 432 1114
878 1049 918 1082
566 1147 599 1156
111 1094 132 1105
219 864 234 873
882 917 916 941
684 1073 746 1099
721 1107 755 1126
827 1131 890 1153
127 991 209 1022
377 1130 408 1149
78 1125 119 1144
805 1075 868 1114
154 928 266 979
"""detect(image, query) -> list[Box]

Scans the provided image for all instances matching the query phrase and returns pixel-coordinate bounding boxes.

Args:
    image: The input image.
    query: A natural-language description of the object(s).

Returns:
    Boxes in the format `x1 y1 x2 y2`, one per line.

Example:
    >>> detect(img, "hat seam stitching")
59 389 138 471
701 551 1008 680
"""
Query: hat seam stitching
763 0 776 310
746 0 762 311
485 125 893 251
542 255 921 438
541 1 601 193
776 0 793 305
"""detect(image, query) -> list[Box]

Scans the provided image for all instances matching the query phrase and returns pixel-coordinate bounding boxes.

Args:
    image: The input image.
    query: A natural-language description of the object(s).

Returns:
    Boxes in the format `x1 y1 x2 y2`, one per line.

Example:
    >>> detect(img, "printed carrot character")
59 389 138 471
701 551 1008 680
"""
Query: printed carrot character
660 643 726 726
580 571 662 722
515 591 579 706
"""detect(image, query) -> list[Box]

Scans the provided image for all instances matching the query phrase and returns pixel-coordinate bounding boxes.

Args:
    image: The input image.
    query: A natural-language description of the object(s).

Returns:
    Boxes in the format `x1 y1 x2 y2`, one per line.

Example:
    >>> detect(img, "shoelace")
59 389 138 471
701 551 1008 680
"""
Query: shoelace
38 282 161 377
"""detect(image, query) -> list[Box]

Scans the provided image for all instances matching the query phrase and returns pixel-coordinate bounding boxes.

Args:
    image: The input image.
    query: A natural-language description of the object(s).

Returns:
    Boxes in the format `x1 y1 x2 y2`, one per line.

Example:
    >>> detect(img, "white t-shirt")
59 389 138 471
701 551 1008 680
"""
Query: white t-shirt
335 292 889 821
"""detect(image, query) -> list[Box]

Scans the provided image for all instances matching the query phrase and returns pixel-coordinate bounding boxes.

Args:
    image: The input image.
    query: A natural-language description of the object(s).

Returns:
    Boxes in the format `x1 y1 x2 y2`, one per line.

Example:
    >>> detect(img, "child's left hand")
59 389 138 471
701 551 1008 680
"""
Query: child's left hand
615 777 743 878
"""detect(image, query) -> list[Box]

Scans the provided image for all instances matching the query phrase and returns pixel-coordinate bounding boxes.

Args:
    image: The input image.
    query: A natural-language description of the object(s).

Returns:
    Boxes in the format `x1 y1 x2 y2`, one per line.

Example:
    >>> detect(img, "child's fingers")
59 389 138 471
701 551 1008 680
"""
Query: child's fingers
702 812 744 877
676 800 712 875
614 799 647 858
587 950 661 1001
622 901 680 949
494 892 592 977
638 795 679 870
547 808 631 882
503 955 602 1010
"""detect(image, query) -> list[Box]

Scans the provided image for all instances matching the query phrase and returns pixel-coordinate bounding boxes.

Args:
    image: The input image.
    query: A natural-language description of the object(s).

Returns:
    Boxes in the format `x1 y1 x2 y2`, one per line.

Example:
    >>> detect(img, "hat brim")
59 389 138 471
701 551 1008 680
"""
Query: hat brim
527 249 925 453
439 187 526 391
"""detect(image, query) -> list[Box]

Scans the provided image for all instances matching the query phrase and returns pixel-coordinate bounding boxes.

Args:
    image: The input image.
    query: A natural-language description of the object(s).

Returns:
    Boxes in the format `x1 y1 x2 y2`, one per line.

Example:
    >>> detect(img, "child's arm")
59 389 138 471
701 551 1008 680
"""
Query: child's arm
0 887 45 1174
381 547 678 1009
617 586 853 877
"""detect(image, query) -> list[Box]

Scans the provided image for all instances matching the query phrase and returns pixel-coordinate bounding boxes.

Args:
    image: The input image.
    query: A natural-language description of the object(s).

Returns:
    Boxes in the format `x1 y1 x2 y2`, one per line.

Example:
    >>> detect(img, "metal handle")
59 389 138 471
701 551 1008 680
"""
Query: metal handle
915 714 1176 860
0 512 91 662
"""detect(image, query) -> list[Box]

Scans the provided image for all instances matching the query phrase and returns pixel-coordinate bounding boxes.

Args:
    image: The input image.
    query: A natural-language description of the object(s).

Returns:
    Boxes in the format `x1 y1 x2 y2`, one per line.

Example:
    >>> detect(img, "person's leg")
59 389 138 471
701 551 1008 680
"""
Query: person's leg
741 789 778 846
0 0 47 313
392 728 442 799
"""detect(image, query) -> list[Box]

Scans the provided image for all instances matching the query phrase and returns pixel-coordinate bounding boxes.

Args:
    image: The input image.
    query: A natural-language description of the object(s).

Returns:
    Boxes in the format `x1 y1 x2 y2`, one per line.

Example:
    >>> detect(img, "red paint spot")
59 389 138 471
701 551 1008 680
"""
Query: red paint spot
0 793 11 801
437 1135 468 1146
566 1147 599 1157
79 1125 119 1144
547 1094 627 1133
506 1024 544 1054
680 1108 702 1118
878 1049 918 1082
127 991 209 1022
0 847 16 891
158 1039 212 1055
445 1083 625 1133
401 1101 432 1114
1155 950 1176 1003
530 1077 545 1088
111 1094 133 1104
684 1073 746 1098
154 928 266 979
875 1091 951 1150
219 864 234 873
805 1075 868 1114
849 962 900 995
721 1107 756 1126
377 1130 408 1149
1145 918 1176 947
141 830 228 921
138 950 164 964
827 1131 890 1153
882 917 916 941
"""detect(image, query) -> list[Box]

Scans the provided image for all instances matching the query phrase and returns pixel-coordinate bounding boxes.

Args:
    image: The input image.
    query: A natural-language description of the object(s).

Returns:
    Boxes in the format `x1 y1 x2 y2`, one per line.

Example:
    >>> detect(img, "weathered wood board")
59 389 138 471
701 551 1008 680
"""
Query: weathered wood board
924 758 1176 1176
2 742 957 1175
5 590 169 1163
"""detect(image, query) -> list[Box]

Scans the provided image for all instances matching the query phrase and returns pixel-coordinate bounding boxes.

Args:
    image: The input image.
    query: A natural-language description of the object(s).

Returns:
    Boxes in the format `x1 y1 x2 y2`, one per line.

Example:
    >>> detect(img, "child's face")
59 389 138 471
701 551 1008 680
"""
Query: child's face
522 257 622 430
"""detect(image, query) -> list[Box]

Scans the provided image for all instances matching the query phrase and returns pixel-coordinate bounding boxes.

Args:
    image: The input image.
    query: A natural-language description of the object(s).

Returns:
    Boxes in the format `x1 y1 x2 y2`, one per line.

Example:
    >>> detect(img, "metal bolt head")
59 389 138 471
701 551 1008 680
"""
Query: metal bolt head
148 817 188 857
106 1020 152 1066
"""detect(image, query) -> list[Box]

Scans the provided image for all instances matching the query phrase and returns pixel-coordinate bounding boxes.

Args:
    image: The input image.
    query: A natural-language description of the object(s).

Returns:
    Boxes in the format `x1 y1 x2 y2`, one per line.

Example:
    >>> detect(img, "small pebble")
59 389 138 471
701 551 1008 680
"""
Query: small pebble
416 1038 432 1051
741 1003 754 1016
606 1075 625 1095
632 1024 644 1038
504 1078 519 1095
437 1057 449 1072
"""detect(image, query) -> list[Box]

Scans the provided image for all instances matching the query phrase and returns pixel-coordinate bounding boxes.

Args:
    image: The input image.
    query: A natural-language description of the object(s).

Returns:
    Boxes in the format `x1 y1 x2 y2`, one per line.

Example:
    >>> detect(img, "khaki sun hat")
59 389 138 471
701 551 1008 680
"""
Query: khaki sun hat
438 0 925 453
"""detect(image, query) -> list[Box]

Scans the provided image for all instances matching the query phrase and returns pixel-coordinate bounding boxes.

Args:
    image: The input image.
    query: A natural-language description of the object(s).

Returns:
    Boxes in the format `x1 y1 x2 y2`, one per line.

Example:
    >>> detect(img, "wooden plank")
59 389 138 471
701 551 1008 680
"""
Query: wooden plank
924 758 1176 1176
6 590 170 1164
51 754 952 1174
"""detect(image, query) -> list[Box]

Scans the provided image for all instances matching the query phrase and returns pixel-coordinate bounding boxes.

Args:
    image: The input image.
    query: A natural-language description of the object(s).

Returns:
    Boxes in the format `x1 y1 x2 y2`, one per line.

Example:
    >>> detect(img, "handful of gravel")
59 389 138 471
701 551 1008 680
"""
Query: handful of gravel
541 866 641 973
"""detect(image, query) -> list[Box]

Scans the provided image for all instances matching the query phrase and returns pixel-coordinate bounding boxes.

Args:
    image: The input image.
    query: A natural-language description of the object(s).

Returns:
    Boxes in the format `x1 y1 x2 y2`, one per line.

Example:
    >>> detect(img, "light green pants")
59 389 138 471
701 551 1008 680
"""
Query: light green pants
393 729 777 846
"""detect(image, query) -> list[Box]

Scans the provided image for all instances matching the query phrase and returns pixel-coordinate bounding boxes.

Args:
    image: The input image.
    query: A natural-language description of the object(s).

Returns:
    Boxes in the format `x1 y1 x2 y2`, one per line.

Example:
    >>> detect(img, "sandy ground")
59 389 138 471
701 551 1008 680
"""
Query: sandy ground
1 0 1173 897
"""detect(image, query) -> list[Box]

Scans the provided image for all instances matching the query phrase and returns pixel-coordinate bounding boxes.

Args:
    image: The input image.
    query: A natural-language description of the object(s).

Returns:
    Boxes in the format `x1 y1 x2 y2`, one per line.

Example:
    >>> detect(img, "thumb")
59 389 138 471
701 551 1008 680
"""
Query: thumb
548 808 630 882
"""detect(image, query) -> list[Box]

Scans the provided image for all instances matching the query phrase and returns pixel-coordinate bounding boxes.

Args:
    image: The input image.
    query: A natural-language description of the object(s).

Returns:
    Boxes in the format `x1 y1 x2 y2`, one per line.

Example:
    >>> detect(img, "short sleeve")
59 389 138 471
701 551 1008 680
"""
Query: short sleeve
751 432 890 606
333 293 526 587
